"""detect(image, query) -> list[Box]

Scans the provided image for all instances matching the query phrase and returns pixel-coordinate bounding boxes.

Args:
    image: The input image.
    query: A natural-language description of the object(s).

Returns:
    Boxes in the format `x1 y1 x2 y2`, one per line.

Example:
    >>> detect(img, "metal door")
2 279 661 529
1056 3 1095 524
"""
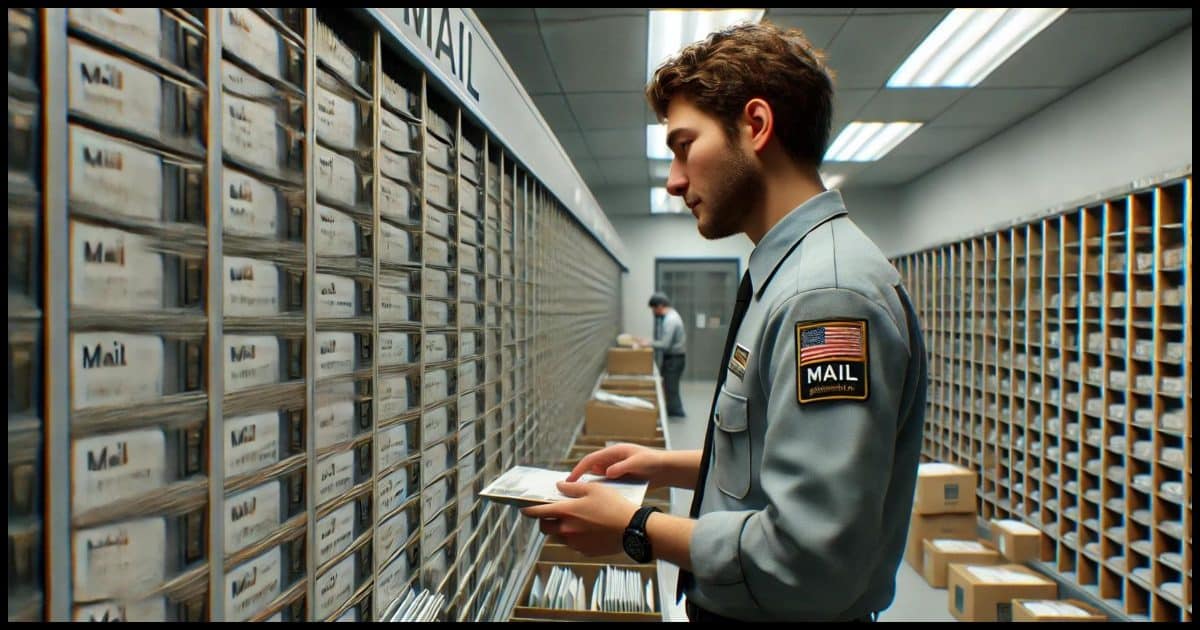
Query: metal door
654 259 740 381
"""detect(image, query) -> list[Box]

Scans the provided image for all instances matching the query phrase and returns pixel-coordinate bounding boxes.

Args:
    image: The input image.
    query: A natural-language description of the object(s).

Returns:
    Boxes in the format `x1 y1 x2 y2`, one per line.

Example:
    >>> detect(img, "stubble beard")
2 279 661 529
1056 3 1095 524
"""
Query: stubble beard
696 147 763 240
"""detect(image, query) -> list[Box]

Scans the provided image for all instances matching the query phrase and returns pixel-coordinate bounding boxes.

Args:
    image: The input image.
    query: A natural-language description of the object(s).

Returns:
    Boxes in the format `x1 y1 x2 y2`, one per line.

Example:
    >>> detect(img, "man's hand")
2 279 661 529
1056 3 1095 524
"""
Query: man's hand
569 443 666 488
636 336 652 347
520 481 639 557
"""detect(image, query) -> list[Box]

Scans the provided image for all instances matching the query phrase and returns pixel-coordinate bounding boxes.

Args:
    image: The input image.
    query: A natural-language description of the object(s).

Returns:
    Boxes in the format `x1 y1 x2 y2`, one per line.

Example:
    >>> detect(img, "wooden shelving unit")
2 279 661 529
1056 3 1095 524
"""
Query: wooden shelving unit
893 175 1191 622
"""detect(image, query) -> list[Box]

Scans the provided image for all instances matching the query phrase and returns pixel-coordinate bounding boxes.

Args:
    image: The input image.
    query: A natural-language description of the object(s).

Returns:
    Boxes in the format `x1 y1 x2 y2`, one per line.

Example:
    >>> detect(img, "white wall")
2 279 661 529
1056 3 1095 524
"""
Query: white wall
608 214 754 338
865 26 1192 257
840 186 908 255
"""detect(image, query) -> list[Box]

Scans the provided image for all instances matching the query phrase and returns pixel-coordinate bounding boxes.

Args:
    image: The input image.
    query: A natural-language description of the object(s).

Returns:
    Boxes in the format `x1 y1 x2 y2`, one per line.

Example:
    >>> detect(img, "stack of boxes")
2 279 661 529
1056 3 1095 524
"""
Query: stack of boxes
906 463 981 580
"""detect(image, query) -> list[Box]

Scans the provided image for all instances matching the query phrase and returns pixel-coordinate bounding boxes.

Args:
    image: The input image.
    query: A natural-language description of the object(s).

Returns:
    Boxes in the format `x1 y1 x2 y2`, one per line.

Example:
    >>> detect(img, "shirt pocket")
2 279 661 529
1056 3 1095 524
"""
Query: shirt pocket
713 385 751 499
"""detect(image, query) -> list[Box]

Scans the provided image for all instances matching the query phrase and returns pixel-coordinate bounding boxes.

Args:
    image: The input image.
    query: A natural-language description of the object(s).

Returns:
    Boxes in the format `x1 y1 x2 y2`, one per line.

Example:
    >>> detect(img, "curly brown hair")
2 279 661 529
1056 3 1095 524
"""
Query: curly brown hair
646 21 836 167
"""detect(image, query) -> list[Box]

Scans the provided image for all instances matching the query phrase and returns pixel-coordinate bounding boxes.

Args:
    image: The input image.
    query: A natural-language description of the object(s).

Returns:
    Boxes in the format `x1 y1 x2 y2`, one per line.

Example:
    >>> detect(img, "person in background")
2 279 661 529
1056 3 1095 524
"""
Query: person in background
640 292 687 418
520 21 927 622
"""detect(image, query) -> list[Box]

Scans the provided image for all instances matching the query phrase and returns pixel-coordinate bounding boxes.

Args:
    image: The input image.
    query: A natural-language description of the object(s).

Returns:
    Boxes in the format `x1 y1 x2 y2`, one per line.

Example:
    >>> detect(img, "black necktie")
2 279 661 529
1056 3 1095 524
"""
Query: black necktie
678 271 752 598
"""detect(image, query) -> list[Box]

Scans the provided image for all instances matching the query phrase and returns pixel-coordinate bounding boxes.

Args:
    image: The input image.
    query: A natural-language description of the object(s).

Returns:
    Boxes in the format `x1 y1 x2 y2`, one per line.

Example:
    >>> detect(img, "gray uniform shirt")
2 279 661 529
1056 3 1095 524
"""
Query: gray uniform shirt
685 190 928 621
652 307 687 357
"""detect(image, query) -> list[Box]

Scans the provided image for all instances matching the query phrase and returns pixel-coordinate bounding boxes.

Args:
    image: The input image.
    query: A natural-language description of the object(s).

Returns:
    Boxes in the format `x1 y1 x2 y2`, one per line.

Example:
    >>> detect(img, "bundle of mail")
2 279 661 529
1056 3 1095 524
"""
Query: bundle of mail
381 587 444 622
593 390 655 410
529 565 656 613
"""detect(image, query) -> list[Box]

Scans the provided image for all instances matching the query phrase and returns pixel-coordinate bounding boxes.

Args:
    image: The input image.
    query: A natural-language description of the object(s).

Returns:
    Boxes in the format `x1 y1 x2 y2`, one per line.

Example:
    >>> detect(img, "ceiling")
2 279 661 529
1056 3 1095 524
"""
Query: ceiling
476 8 1191 214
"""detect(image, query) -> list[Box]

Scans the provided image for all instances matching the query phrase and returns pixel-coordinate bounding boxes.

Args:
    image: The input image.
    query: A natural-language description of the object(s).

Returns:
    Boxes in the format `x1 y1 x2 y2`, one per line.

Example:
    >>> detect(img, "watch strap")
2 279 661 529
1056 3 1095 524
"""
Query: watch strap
628 505 661 533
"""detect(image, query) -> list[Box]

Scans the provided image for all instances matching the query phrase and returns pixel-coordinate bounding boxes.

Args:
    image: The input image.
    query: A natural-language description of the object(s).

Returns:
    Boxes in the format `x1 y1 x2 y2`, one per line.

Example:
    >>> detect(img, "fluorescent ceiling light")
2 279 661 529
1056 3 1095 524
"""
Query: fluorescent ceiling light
650 187 688 214
649 159 671 182
821 173 845 190
888 8 1067 87
647 124 670 160
647 9 765 82
825 122 922 162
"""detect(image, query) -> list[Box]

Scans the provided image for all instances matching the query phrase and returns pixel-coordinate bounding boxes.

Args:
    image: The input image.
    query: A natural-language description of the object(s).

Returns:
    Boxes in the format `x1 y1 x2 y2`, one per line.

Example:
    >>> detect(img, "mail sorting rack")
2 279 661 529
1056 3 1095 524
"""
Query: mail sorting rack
8 7 45 623
893 173 1191 622
32 7 625 622
218 7 310 623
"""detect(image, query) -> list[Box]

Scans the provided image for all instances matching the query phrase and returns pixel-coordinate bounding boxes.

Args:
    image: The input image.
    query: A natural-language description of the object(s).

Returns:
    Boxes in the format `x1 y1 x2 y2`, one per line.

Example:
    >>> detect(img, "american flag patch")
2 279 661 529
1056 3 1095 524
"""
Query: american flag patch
799 323 865 364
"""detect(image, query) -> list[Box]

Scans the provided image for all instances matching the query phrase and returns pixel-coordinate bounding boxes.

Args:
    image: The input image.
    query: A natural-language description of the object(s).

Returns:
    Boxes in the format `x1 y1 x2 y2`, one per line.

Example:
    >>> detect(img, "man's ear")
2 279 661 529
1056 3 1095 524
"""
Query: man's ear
743 98 773 153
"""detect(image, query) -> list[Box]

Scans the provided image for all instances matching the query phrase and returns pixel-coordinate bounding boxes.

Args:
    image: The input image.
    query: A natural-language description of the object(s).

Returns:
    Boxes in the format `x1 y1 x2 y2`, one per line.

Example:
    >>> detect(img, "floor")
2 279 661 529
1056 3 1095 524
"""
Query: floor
661 380 956 622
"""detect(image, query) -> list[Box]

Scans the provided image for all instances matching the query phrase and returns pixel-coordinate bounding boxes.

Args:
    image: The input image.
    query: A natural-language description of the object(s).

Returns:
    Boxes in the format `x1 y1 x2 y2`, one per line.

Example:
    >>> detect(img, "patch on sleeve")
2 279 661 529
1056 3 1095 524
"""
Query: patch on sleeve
795 319 869 403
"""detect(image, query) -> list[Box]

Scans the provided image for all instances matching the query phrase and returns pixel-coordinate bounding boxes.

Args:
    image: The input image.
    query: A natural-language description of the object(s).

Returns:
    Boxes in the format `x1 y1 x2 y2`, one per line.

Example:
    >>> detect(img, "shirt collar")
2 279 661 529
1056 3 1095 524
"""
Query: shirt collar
747 190 848 298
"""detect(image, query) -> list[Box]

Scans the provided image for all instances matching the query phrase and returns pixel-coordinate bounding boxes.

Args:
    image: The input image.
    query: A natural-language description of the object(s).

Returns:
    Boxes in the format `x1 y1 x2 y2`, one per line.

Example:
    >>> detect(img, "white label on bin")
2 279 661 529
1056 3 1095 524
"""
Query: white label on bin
380 114 411 152
379 333 409 367
424 334 448 363
424 300 449 326
381 222 411 265
423 406 448 444
317 450 356 507
458 361 477 390
316 204 358 257
379 374 410 418
424 269 449 298
425 234 449 266
316 86 357 152
377 511 409 568
224 256 280 317
460 274 477 300
70 9 162 59
426 170 449 208
377 467 409 516
222 9 280 78
225 335 280 392
74 597 166 622
460 303 478 326
70 222 163 310
223 93 280 174
461 334 476 357
381 75 409 114
225 412 281 478
316 500 357 566
376 553 409 617
72 429 165 514
379 286 410 324
377 422 409 471
225 547 283 622
225 481 281 555
73 518 166 602
316 332 355 379
380 178 411 221
315 398 356 450
379 148 411 182
69 126 162 222
316 24 357 86
423 370 448 401
316 145 358 208
459 392 476 420
69 41 161 139
315 554 356 620
316 273 357 319
72 332 164 409
223 167 280 237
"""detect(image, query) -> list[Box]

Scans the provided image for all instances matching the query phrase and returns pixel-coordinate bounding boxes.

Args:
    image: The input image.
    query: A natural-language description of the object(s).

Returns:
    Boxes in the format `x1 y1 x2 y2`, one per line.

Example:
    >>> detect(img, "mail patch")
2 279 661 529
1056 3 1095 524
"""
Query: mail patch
795 319 868 403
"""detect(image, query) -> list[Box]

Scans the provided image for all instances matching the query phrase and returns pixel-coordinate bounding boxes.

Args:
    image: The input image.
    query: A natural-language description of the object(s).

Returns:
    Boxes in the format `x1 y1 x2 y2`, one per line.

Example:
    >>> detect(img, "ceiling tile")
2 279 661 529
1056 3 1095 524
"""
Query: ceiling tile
823 12 949 89
538 16 647 92
566 92 647 130
571 158 607 189
981 9 1193 88
761 14 851 50
595 186 655 216
472 9 536 22
832 88 878 131
535 8 647 21
597 158 650 187
480 21 561 94
552 130 592 163
931 87 1070 128
851 154 947 186
584 128 644 159
856 88 967 122
884 125 999 159
532 93 579 134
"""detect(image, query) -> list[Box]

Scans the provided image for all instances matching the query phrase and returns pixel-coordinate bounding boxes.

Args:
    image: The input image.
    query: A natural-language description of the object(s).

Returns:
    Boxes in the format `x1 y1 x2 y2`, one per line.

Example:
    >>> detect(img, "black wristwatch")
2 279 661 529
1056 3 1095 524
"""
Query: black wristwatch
622 506 661 563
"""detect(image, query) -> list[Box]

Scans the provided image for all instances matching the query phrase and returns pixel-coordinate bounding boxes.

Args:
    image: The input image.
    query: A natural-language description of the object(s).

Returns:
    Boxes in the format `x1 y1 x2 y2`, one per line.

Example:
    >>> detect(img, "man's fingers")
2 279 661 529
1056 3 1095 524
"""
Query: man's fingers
539 519 564 536
556 481 588 498
568 453 607 481
521 503 559 519
605 461 628 479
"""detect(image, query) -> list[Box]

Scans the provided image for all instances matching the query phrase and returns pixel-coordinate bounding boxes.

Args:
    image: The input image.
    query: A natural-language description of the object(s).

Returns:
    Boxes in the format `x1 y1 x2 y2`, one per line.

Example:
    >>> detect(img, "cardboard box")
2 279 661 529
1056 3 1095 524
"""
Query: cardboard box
946 563 1057 622
990 519 1043 564
922 539 1002 588
914 462 977 515
1012 598 1107 622
584 400 659 439
600 376 657 391
539 544 630 565
906 511 979 573
513 561 660 621
574 434 665 449
607 348 653 375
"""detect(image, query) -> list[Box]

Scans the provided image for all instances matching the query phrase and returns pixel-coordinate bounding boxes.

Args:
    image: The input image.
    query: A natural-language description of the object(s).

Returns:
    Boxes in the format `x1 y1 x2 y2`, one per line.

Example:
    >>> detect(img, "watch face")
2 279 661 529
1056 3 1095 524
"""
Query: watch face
623 530 648 562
